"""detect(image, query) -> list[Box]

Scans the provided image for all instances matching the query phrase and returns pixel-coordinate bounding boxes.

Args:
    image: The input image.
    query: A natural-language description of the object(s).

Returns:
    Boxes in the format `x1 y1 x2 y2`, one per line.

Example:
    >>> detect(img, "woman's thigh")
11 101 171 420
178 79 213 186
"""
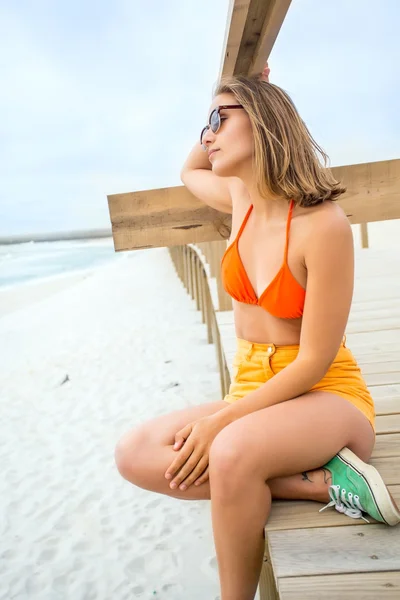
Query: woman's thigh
210 392 376 481
130 399 228 445
115 399 227 499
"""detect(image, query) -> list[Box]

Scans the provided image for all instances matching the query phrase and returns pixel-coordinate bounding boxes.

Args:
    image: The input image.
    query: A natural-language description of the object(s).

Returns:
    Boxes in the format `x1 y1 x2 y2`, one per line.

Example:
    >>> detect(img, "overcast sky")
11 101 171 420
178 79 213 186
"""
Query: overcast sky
1 0 399 235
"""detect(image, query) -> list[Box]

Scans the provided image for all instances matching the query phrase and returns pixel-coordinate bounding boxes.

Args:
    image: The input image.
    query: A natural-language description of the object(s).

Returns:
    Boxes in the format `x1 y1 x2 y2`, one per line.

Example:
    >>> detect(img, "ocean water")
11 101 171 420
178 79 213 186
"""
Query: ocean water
0 238 125 289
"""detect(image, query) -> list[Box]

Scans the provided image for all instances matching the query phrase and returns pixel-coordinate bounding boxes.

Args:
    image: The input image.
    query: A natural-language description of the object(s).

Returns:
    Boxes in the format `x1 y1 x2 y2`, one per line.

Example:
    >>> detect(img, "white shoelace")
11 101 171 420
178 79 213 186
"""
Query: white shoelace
319 484 370 523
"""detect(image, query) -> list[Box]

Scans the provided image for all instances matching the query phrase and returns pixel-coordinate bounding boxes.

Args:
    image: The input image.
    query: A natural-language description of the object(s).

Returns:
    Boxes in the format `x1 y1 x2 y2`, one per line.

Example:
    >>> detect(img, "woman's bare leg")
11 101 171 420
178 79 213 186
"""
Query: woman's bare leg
207 392 375 600
115 398 373 504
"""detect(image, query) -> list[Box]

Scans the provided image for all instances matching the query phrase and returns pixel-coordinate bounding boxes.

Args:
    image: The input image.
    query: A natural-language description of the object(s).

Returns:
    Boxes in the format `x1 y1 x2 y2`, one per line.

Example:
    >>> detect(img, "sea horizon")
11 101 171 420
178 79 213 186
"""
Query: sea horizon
0 237 123 289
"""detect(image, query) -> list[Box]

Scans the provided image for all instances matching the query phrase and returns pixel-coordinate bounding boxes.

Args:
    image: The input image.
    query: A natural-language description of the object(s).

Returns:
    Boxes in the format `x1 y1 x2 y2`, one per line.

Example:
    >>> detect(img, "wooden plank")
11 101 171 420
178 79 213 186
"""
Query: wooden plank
268 524 400 578
218 0 251 80
360 222 369 248
374 415 400 435
366 372 400 386
277 571 400 600
353 282 400 302
266 486 400 533
334 158 400 224
347 328 400 346
358 353 400 366
351 302 400 315
219 1 292 79
368 455 400 484
347 318 400 335
373 434 400 458
107 186 231 251
107 160 400 250
351 342 400 357
373 397 400 416
246 0 292 76
369 385 400 399
361 362 400 375
349 307 400 322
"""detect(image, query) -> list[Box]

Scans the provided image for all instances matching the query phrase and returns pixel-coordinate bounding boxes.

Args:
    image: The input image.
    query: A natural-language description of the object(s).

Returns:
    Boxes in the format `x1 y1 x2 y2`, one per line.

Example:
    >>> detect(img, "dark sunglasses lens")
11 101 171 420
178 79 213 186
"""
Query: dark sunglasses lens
210 109 220 133
200 126 208 144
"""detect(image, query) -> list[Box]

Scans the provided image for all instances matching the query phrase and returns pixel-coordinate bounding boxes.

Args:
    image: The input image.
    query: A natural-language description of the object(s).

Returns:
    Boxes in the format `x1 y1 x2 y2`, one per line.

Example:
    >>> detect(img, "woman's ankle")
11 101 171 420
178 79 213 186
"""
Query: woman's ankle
269 468 332 503
300 468 332 502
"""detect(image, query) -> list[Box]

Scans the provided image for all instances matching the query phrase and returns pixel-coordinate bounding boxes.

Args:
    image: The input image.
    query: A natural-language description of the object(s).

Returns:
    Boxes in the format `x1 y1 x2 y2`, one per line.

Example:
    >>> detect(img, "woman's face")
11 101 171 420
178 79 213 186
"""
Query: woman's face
202 93 254 178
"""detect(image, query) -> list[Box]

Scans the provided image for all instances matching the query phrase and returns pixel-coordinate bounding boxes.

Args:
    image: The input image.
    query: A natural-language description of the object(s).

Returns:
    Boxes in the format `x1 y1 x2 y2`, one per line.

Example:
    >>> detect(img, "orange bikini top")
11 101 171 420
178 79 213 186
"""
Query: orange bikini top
221 200 306 319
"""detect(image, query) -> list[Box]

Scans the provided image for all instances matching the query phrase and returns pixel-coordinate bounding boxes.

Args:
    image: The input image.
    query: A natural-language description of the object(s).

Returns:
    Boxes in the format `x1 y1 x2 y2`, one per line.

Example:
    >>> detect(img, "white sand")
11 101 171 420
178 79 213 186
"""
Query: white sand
0 248 223 600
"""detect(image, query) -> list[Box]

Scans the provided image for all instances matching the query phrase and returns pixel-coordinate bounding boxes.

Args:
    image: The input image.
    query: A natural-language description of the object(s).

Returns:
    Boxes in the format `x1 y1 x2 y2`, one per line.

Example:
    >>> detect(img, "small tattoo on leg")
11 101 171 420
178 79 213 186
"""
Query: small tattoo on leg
322 468 332 485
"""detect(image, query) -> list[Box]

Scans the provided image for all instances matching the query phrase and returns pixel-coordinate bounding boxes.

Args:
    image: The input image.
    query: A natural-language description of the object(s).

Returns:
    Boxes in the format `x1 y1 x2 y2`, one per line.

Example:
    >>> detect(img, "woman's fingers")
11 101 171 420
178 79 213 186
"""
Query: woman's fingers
165 444 193 481
173 423 192 450
194 466 209 487
261 61 270 82
169 450 204 489
172 438 184 451
179 457 209 491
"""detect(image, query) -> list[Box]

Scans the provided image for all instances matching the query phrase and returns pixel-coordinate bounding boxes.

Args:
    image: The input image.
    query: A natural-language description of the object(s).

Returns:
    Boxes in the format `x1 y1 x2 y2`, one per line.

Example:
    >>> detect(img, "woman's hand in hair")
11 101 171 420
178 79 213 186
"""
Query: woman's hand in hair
260 62 270 82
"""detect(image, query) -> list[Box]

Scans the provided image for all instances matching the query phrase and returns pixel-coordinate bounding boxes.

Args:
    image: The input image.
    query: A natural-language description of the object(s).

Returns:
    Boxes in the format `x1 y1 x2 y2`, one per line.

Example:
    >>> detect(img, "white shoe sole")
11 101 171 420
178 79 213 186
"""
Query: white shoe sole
338 448 400 526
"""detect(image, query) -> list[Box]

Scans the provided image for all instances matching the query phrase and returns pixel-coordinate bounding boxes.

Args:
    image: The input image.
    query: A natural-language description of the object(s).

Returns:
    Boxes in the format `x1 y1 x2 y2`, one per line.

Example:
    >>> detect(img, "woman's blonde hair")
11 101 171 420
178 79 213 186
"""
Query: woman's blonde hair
214 75 346 206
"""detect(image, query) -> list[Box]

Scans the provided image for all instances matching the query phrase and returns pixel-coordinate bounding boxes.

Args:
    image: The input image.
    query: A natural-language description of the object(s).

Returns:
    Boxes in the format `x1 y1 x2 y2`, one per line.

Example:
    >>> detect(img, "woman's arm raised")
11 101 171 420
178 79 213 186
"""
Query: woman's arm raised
180 141 233 214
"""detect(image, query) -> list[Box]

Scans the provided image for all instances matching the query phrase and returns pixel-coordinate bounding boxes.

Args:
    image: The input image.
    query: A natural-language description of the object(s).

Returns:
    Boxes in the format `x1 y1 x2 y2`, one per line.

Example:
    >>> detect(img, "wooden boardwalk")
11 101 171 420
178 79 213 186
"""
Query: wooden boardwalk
214 247 400 599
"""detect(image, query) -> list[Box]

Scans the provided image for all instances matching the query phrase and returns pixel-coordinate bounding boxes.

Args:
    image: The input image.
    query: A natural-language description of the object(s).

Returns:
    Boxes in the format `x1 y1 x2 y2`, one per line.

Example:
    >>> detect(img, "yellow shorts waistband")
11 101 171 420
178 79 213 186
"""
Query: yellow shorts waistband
236 335 347 354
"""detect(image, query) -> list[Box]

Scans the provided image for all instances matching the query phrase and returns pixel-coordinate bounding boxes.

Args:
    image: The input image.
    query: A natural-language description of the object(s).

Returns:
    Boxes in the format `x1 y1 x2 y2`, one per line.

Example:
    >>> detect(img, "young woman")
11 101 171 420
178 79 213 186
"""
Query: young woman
115 64 400 600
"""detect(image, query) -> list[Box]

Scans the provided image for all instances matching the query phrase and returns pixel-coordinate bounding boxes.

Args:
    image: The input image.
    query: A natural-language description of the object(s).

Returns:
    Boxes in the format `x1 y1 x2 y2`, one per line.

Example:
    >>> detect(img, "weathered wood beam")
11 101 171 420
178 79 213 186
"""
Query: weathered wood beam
107 185 231 251
219 0 292 80
333 159 400 224
107 158 400 252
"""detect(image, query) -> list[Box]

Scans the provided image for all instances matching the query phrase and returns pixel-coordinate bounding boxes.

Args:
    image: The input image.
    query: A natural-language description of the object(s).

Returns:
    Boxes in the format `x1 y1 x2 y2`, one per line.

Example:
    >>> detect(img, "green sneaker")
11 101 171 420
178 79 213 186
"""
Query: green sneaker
319 447 400 526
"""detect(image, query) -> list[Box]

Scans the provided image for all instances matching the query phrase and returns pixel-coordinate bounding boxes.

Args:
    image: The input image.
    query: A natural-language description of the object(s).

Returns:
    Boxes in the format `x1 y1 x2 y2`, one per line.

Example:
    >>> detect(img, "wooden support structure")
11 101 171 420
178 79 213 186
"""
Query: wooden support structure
107 0 400 597
108 158 400 251
219 0 292 79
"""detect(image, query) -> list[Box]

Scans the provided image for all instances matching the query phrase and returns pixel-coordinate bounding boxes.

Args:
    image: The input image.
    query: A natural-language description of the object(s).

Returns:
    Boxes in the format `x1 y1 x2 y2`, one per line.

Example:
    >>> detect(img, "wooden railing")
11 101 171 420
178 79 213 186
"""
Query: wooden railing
169 244 231 397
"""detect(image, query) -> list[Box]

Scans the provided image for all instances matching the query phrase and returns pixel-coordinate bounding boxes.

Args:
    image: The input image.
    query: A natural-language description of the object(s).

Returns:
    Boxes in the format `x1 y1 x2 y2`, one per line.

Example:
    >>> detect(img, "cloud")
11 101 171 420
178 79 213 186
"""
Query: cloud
1 0 399 235
270 0 400 165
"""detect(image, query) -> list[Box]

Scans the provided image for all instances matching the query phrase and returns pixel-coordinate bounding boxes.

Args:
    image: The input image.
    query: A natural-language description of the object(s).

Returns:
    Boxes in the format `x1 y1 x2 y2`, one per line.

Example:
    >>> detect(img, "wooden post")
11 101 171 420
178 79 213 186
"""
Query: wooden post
212 316 226 396
207 240 232 311
203 272 213 344
259 537 280 600
193 253 199 311
187 248 193 300
198 262 205 324
181 246 189 289
360 223 369 248
181 246 186 290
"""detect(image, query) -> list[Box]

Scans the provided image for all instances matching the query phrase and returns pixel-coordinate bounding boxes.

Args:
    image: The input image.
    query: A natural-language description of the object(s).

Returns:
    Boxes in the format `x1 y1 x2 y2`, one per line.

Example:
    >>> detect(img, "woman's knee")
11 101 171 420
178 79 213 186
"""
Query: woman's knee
114 425 149 483
209 427 254 493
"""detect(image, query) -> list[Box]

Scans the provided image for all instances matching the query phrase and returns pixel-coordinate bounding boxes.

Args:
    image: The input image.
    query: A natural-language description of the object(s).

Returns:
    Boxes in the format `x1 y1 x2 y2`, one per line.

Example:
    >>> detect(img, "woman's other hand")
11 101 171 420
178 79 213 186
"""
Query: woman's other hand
260 62 270 82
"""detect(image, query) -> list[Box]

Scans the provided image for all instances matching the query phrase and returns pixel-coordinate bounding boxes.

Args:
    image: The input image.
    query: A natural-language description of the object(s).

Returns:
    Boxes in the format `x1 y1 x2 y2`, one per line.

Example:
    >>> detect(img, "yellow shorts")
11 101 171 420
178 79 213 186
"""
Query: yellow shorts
224 338 376 432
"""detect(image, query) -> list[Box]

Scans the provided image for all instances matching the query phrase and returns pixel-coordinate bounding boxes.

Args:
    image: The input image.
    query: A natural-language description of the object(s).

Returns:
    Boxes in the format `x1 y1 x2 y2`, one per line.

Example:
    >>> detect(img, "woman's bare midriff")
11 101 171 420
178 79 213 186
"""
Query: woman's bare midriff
233 302 302 345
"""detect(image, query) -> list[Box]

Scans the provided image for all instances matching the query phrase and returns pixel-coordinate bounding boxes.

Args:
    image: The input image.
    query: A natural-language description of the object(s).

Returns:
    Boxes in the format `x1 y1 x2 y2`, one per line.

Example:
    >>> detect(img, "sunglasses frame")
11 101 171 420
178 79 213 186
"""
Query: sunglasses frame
200 104 243 149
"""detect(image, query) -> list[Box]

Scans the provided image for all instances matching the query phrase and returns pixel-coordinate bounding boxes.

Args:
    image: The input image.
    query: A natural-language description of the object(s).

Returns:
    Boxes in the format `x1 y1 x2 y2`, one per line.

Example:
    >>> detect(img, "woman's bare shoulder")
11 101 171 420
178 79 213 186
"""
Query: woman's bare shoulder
293 201 352 268
299 200 351 231
302 202 353 262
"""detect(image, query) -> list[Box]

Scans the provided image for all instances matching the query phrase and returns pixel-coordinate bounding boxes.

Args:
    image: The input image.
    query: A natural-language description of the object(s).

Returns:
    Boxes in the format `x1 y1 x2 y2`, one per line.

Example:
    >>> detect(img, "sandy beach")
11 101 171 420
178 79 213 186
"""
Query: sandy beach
0 248 223 600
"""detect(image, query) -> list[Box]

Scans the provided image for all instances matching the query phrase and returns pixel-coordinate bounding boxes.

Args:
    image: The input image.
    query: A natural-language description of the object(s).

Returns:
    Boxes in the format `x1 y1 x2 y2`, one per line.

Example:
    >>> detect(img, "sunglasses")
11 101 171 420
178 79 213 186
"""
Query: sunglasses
200 104 243 150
